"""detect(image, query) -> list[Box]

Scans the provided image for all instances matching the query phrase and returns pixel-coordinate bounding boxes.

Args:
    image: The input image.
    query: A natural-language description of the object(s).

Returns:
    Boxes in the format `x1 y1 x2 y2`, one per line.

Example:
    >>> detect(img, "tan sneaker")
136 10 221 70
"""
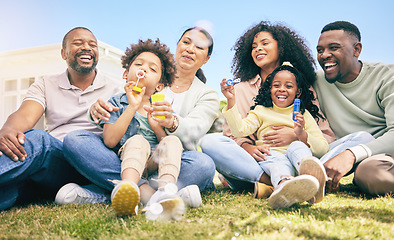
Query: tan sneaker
299 156 328 203
254 182 274 199
268 175 319 209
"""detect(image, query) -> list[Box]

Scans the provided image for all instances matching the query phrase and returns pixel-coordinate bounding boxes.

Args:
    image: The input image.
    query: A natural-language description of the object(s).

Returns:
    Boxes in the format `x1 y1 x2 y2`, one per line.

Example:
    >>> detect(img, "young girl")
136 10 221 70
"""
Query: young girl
99 39 185 220
221 62 329 209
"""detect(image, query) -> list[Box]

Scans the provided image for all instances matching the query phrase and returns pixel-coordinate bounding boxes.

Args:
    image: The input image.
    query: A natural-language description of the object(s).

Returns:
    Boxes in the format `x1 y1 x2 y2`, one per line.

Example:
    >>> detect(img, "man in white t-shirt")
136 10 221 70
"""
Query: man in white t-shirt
0 27 122 210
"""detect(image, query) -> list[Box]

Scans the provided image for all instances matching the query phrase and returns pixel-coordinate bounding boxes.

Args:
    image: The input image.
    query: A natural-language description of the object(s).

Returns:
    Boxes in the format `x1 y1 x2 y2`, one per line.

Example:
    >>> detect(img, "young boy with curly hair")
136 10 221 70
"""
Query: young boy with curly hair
99 39 184 220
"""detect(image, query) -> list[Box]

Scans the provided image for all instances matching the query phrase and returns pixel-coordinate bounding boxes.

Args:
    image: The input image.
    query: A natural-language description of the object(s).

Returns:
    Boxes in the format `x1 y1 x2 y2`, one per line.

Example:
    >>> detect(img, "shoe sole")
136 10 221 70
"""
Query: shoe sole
158 198 185 221
112 182 140 216
268 175 319 210
299 156 327 203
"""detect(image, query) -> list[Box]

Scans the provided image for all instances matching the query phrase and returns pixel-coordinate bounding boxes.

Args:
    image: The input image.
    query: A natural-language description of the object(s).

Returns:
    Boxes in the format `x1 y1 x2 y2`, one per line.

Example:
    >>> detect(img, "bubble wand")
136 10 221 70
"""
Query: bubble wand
131 69 145 93
225 78 241 86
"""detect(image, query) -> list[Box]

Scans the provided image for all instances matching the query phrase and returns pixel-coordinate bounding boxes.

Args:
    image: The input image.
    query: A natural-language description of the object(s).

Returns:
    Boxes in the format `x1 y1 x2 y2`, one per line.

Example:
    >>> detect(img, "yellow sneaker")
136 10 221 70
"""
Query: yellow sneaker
111 180 140 216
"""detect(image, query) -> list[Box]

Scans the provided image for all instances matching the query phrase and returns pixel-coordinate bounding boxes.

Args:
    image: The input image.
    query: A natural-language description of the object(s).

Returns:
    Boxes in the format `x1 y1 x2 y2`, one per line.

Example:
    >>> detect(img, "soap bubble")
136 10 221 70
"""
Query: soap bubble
190 20 214 49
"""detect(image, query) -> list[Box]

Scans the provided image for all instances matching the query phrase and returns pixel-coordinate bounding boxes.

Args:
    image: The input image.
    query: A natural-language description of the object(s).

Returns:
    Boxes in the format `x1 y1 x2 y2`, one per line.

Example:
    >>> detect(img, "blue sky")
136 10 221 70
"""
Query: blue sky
1 0 393 97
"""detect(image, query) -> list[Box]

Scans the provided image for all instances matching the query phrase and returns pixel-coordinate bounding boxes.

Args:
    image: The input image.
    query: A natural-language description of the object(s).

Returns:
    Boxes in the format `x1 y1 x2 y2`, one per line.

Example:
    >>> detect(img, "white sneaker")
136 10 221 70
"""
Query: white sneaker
299 156 328 203
111 180 140 216
177 185 202 208
55 183 109 205
143 183 185 221
268 175 319 210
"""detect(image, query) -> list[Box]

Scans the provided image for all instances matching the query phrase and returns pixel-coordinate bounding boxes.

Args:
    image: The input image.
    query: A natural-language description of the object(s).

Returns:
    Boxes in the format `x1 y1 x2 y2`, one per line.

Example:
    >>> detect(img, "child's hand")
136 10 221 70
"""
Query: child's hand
220 78 235 100
220 78 236 109
124 82 145 108
293 112 305 136
147 110 162 131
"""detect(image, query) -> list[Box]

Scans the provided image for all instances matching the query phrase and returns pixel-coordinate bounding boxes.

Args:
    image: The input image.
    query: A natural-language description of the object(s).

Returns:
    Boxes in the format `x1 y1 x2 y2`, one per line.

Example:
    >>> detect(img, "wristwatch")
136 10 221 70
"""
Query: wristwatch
167 116 179 133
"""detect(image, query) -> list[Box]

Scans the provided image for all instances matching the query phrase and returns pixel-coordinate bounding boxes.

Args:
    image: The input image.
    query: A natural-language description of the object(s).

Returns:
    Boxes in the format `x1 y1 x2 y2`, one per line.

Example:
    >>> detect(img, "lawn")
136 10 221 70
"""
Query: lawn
1 174 393 240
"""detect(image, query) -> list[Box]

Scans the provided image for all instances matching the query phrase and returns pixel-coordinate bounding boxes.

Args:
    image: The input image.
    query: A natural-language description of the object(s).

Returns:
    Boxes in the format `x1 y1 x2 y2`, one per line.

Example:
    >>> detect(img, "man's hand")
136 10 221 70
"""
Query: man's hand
90 99 119 123
241 142 271 162
0 128 27 161
324 150 356 191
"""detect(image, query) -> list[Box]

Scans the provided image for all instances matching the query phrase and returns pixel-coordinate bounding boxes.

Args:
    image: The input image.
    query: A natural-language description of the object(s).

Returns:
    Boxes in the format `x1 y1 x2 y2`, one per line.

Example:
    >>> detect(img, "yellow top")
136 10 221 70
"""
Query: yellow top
223 103 328 157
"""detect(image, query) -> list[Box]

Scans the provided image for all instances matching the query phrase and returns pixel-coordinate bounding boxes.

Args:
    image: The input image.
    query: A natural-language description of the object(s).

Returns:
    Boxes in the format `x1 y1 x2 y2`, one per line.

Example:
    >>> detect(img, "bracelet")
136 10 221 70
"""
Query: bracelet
167 116 179 133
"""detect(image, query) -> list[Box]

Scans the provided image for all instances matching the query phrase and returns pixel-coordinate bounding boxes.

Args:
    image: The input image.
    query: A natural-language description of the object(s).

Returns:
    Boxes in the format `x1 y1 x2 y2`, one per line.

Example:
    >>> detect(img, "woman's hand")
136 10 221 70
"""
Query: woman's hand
263 126 297 147
143 100 174 129
241 142 271 162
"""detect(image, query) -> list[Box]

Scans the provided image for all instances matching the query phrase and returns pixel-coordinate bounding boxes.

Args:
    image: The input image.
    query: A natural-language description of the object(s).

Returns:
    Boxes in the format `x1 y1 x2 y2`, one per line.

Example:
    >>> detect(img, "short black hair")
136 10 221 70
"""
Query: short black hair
321 21 361 41
62 27 94 49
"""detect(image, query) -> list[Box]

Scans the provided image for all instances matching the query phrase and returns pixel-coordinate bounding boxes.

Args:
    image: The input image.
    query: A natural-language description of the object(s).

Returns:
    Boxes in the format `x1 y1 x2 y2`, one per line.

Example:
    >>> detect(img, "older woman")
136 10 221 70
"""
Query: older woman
57 27 219 209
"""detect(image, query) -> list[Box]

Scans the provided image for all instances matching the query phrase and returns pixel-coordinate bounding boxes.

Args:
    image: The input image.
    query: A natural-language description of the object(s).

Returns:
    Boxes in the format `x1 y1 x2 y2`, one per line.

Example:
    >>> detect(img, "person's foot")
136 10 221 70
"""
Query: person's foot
143 183 185 221
299 156 328 203
55 183 109 205
268 175 319 210
111 180 140 216
254 182 274 199
177 185 202 208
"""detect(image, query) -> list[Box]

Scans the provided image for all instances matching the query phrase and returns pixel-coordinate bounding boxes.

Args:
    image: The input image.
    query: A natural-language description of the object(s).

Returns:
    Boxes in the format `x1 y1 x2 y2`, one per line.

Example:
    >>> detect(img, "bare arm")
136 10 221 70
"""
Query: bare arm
0 100 44 161
102 83 144 148
103 104 138 148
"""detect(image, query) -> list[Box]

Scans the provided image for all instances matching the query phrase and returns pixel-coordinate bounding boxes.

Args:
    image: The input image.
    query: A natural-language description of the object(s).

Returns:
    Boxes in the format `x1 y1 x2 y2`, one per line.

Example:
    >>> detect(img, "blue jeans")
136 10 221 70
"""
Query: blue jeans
0 129 86 211
320 131 375 164
200 131 374 190
261 141 314 188
200 133 263 190
63 130 215 193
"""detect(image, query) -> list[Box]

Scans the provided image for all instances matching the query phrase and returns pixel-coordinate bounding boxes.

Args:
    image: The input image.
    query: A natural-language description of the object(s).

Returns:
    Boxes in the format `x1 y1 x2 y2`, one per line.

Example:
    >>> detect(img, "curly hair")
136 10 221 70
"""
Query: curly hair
232 21 316 87
121 39 176 87
251 65 323 121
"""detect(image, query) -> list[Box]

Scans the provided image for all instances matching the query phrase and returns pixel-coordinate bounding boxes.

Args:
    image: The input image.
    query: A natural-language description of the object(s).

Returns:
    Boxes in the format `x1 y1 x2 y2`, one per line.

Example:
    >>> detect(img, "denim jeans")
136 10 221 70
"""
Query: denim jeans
200 131 374 190
63 130 215 193
200 133 263 190
0 129 86 211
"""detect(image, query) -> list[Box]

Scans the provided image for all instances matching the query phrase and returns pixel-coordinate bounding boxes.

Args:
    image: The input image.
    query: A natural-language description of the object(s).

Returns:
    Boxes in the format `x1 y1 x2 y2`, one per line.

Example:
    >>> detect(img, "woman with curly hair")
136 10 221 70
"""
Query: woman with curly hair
221 62 328 209
200 20 334 197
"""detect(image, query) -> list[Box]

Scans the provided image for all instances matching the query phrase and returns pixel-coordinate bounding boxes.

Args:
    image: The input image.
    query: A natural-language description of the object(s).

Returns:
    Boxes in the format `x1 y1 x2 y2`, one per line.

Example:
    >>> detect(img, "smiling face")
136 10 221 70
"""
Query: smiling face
61 28 98 74
123 51 163 95
175 29 210 73
317 30 361 83
251 31 280 73
270 70 299 108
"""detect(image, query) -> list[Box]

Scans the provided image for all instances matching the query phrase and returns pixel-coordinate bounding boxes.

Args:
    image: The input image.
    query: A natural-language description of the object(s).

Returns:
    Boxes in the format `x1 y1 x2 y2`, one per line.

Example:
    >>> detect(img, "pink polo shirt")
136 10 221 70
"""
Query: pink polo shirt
24 69 122 141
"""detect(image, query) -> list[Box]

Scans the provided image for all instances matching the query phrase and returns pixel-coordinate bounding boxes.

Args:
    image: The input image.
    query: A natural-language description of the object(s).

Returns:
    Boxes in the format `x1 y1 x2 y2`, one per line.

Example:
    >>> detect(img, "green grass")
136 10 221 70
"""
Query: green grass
1 174 393 240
